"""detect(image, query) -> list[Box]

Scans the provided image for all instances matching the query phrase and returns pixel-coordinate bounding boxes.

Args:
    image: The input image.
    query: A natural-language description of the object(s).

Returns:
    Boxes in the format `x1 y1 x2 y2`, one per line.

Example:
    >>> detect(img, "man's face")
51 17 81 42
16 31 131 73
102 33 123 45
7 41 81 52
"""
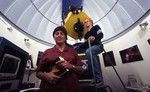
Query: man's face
84 19 92 28
53 31 66 44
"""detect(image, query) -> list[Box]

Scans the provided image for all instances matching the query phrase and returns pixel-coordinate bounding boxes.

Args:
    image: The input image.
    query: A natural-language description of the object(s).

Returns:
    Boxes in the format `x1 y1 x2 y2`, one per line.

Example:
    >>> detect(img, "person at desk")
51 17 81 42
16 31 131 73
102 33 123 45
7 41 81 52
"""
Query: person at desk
83 18 104 85
36 26 84 92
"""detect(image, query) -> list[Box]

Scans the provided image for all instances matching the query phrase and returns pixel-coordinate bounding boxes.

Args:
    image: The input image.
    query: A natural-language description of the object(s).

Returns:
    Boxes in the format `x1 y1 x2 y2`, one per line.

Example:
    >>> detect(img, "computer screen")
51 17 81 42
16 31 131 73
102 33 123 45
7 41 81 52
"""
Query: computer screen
0 53 21 79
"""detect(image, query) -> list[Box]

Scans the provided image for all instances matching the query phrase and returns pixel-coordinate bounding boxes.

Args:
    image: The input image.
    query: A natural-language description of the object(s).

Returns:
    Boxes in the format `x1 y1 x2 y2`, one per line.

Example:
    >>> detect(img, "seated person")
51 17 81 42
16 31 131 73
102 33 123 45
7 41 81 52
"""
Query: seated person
83 18 104 85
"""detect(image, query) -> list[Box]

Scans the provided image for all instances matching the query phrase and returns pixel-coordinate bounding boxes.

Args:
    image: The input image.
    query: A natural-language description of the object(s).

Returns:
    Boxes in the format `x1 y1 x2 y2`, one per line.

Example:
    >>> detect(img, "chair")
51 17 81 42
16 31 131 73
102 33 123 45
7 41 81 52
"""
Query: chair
125 74 150 92
20 88 40 92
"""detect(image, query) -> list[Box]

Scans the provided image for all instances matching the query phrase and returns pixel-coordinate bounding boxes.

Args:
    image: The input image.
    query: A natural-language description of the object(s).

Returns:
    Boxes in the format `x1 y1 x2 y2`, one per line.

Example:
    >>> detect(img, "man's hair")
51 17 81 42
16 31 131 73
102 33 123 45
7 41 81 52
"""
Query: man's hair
53 26 73 47
53 26 67 39
89 18 93 25
84 18 93 26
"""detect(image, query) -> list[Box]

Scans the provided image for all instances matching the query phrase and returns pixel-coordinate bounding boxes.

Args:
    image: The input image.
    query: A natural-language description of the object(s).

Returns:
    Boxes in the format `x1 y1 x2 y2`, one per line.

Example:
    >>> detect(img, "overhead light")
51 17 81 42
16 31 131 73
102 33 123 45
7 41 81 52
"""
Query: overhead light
139 21 148 30
24 38 31 48
24 38 29 42
7 26 13 31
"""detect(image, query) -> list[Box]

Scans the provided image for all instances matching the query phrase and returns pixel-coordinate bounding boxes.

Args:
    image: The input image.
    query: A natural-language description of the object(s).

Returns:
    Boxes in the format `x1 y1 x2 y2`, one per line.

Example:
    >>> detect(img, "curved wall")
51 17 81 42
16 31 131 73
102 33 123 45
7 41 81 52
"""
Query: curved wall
99 14 150 92
0 14 150 91
0 16 52 67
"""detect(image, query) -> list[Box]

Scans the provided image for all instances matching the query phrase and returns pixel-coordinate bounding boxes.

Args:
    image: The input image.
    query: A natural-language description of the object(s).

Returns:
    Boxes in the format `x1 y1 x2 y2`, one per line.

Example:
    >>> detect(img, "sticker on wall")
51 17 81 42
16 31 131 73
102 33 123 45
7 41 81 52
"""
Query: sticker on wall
119 45 143 64
102 51 116 67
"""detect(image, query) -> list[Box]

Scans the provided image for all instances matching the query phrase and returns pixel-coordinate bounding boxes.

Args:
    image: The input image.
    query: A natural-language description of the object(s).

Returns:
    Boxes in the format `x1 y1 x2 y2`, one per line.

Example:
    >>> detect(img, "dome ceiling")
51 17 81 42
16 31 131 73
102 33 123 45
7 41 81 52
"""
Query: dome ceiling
0 0 150 44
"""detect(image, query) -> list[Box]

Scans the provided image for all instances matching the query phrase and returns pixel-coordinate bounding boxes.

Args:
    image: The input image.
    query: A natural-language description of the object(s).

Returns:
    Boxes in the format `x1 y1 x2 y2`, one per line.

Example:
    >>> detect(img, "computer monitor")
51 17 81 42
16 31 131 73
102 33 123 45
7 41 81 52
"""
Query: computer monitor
0 53 21 79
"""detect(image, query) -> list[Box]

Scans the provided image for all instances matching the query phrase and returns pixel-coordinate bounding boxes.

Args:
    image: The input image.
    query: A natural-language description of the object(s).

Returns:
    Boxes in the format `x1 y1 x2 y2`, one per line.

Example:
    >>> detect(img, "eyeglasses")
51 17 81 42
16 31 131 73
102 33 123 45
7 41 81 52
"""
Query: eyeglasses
84 20 90 24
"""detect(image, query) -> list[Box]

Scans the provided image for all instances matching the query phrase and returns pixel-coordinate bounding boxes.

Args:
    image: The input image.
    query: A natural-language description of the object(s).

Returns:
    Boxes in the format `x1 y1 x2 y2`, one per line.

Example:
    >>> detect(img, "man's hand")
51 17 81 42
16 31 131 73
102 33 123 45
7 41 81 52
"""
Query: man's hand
55 57 72 69
60 60 73 69
88 36 95 41
44 71 60 84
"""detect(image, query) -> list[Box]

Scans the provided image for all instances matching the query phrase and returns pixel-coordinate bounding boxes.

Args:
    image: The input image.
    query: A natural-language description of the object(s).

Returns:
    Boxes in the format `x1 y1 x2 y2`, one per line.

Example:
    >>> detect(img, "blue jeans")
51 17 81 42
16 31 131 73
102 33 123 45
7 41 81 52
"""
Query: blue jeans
85 45 103 82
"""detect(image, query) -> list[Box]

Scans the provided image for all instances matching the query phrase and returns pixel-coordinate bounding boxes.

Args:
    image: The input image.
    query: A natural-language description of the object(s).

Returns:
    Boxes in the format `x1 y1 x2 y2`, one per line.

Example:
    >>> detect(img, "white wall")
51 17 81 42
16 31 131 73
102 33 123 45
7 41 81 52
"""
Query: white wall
0 16 53 67
99 15 150 92
0 16 53 87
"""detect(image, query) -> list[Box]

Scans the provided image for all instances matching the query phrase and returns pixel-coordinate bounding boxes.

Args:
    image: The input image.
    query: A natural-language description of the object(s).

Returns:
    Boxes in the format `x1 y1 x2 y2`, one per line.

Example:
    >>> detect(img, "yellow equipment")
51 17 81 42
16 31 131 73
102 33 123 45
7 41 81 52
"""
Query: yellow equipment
64 11 90 40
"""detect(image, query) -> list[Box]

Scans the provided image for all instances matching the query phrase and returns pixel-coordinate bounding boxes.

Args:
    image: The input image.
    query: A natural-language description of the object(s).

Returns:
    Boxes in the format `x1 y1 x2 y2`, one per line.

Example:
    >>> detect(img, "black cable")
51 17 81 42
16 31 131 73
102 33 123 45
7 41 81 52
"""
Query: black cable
103 48 127 91
94 0 119 24
30 0 59 26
